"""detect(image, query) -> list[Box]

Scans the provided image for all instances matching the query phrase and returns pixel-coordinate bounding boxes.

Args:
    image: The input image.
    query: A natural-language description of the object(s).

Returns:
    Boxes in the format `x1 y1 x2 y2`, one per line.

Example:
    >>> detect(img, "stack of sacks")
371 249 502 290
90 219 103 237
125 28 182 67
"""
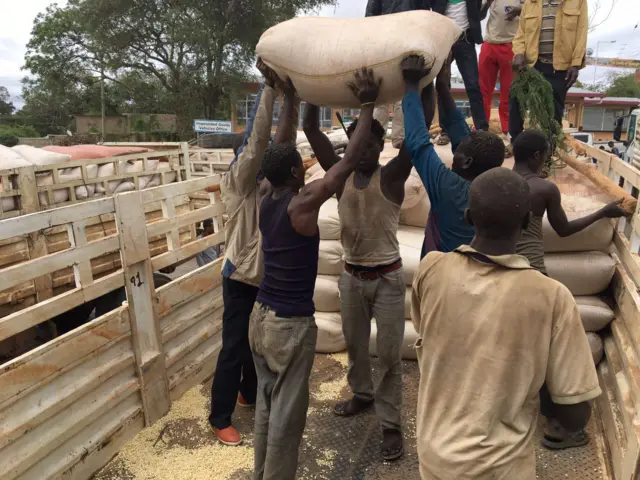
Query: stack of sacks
0 144 180 210
310 159 431 357
543 195 617 366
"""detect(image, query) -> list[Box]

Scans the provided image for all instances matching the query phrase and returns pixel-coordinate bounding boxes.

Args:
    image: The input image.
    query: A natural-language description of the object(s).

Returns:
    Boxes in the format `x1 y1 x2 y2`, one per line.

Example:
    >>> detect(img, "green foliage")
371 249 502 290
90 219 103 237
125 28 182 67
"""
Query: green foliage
511 68 564 169
0 124 40 147
0 87 15 116
23 0 336 136
605 73 640 98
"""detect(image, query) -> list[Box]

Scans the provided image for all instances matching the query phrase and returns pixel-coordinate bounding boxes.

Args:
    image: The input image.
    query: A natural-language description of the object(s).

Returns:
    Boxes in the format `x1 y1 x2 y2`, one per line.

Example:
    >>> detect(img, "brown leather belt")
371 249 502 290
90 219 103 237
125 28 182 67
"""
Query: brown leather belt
344 259 402 281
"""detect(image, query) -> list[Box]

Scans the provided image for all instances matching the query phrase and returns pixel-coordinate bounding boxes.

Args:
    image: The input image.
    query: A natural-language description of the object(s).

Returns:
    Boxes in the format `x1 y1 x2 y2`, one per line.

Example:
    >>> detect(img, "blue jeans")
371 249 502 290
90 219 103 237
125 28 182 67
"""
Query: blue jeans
440 34 489 132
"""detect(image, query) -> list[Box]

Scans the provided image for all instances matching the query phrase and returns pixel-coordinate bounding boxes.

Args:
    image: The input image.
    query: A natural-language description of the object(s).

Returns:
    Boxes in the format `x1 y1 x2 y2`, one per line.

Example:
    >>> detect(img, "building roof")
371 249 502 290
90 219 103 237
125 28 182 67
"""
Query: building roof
450 81 604 98
584 97 640 107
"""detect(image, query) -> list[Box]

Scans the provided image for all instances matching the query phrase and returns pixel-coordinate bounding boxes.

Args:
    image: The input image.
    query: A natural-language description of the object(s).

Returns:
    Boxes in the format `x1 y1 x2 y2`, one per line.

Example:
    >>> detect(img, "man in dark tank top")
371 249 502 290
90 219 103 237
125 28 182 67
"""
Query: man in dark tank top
249 68 382 480
512 129 625 450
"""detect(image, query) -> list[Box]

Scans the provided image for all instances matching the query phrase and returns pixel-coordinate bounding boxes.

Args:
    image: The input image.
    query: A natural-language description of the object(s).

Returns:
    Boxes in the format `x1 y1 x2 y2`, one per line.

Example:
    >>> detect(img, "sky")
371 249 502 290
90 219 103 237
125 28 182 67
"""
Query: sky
0 0 638 107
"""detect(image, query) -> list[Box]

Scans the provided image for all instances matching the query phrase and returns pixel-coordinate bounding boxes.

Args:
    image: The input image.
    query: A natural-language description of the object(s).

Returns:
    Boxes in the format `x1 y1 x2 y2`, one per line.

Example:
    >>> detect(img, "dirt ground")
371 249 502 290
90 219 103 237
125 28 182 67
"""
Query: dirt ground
95 353 611 480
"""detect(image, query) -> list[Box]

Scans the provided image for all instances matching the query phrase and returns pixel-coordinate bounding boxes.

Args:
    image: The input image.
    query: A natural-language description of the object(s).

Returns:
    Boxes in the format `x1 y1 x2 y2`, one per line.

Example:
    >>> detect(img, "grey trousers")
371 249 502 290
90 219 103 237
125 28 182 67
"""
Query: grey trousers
373 103 405 148
339 267 405 431
248 302 317 480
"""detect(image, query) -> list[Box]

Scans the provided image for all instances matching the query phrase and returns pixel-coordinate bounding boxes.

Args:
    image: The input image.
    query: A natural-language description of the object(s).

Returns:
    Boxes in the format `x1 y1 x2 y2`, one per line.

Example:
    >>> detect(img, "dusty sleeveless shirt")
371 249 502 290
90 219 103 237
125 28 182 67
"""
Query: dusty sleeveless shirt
338 167 401 267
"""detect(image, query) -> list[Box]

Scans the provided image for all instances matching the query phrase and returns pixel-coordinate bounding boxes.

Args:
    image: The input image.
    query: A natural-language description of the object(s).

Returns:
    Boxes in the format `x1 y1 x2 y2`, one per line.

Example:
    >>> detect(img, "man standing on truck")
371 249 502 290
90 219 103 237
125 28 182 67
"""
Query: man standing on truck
411 167 601 479
512 129 625 449
209 59 298 447
400 55 505 258
364 0 425 148
478 0 524 137
510 0 588 141
304 87 413 461
250 68 381 480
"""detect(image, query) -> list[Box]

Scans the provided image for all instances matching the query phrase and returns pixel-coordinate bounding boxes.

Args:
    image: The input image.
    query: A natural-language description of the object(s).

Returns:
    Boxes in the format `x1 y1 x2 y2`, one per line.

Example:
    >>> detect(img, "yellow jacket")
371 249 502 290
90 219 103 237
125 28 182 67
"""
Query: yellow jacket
220 84 299 287
512 0 588 71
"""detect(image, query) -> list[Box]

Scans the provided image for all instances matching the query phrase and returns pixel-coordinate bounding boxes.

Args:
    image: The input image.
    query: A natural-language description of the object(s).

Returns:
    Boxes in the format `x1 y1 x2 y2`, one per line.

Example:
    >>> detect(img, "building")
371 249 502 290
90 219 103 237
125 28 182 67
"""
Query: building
231 81 638 138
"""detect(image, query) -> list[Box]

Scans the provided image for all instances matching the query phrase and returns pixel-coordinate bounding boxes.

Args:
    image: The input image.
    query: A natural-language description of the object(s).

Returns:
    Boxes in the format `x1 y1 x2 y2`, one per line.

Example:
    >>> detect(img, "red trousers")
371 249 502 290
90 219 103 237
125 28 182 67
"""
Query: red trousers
479 42 514 135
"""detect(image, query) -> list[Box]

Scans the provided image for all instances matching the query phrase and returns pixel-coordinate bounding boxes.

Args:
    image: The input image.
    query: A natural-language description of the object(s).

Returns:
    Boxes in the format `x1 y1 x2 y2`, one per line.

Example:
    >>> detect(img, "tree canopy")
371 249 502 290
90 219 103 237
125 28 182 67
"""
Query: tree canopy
604 73 640 98
0 87 15 116
23 0 335 135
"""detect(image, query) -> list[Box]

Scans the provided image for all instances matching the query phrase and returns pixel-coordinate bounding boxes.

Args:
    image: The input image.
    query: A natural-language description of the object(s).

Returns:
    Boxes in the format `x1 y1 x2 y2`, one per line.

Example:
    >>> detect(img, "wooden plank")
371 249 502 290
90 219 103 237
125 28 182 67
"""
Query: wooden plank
164 310 223 369
161 288 223 343
67 220 93 288
604 335 636 443
613 233 640 291
140 175 219 204
114 191 170 426
0 339 134 450
168 330 222 397
147 203 225 238
0 368 138 479
0 235 119 294
0 197 115 241
151 231 224 272
161 197 179 251
596 360 625 480
0 306 130 407
611 319 640 417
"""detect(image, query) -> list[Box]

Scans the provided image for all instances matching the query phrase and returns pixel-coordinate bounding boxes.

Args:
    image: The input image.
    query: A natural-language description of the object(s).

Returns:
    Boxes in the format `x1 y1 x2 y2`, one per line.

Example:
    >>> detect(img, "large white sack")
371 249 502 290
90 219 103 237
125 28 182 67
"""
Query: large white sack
36 173 70 206
545 252 615 296
318 198 341 240
576 296 615 332
397 225 423 285
58 165 99 200
95 163 123 193
543 196 613 253
587 332 604 366
402 169 427 211
370 320 419 360
319 240 344 275
314 275 340 312
124 159 160 189
0 145 32 169
400 196 431 228
114 181 136 194
12 145 71 166
316 312 346 353
257 12 462 108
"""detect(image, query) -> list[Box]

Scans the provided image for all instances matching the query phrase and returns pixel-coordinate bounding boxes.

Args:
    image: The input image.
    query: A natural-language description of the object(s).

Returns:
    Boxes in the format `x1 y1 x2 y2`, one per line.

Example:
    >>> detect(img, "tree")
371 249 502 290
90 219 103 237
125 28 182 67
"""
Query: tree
0 87 15 116
24 0 336 135
604 73 640 98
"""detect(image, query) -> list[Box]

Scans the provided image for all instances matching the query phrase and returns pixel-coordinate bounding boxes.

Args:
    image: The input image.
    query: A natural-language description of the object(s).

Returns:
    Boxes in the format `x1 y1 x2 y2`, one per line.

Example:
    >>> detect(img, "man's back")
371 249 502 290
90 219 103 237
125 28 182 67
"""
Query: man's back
412 247 599 479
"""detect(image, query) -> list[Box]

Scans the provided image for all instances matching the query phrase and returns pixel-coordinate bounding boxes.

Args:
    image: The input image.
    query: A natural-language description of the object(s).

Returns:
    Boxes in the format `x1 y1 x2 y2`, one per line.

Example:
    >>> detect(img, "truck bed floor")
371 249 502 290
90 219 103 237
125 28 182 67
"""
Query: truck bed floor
96 354 612 480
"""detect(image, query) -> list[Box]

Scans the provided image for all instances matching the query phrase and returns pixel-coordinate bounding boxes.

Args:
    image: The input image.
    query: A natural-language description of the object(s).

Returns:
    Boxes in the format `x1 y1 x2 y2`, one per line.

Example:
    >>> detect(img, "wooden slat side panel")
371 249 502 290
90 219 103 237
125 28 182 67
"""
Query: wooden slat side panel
164 307 223 370
597 359 627 480
160 287 223 342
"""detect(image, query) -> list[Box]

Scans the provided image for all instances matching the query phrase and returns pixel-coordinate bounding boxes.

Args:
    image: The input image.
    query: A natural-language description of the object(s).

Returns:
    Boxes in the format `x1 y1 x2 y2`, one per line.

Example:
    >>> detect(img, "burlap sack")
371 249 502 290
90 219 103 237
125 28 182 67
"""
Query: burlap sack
0 145 32 169
316 312 346 354
397 226 423 285
318 240 344 276
545 252 615 296
257 12 461 108
318 198 341 240
400 197 431 228
314 275 340 313
587 332 604 366
12 145 71 166
576 296 615 332
370 320 419 360
542 196 613 253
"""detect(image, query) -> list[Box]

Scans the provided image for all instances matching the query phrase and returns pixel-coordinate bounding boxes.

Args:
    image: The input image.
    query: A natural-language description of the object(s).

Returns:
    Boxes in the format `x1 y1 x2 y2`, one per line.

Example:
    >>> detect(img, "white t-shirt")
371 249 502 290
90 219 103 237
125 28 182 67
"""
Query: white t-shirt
445 0 470 31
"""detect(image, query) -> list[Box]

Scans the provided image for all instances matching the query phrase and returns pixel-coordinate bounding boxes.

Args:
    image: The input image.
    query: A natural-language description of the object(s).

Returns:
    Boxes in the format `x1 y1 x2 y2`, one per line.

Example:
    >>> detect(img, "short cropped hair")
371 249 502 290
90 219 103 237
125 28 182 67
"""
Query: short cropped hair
469 168 531 238
458 130 506 176
512 130 550 164
346 118 386 146
261 143 302 187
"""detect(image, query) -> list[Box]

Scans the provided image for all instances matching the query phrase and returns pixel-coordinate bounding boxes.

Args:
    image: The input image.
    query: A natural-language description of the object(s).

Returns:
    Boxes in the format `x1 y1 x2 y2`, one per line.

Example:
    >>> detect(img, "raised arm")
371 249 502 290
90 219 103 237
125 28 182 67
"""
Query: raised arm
291 69 381 229
273 80 299 146
223 59 278 197
545 183 626 237
435 57 470 153
302 104 340 172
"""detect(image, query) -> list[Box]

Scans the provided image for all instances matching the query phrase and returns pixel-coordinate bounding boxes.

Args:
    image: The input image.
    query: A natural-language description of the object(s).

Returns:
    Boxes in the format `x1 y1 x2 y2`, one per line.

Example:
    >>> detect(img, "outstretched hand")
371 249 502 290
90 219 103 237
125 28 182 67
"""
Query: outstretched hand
347 67 382 105
565 67 579 88
256 57 286 91
602 199 628 218
401 55 432 89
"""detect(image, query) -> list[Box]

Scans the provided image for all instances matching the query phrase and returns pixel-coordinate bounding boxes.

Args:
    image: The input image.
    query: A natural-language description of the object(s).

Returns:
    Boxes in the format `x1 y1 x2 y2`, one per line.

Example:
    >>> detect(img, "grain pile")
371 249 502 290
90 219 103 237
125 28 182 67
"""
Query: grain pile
97 387 254 480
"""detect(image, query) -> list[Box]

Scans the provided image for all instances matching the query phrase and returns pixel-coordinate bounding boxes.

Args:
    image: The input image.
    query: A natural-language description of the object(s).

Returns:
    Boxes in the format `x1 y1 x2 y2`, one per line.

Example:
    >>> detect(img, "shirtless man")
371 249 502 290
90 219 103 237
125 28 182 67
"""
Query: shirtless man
303 81 414 462
250 68 381 480
512 129 625 449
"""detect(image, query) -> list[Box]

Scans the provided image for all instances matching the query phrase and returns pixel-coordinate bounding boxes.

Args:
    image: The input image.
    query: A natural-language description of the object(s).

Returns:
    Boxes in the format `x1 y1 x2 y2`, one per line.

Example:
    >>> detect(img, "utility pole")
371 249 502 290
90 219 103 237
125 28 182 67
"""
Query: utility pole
100 57 105 143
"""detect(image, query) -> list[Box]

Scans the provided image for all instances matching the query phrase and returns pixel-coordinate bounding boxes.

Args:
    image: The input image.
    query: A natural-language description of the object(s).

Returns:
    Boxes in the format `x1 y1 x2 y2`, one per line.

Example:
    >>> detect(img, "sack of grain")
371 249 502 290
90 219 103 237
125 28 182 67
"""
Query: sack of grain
95 163 123 193
12 145 71 166
543 196 613 253
146 163 178 188
587 332 604 366
576 296 615 332
114 181 136 194
316 312 346 353
545 252 615 296
0 145 32 169
308 169 326 184
124 159 160 189
314 275 340 312
257 12 461 108
42 145 152 161
318 198 341 240
370 320 419 360
402 169 427 210
400 196 431 228
405 289 412 320
397 226 423 285
319 240 344 275
36 173 70 206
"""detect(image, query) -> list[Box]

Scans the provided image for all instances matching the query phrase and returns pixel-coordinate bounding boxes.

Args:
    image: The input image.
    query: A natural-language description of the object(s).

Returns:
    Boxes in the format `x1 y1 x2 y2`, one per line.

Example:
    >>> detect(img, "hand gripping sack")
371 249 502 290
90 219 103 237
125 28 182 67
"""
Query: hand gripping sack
256 12 462 108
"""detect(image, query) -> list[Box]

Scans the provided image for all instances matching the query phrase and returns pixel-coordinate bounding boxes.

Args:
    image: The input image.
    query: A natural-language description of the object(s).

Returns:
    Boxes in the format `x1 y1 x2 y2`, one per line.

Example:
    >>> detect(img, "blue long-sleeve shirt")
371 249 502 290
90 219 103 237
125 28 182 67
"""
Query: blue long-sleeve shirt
402 90 474 258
